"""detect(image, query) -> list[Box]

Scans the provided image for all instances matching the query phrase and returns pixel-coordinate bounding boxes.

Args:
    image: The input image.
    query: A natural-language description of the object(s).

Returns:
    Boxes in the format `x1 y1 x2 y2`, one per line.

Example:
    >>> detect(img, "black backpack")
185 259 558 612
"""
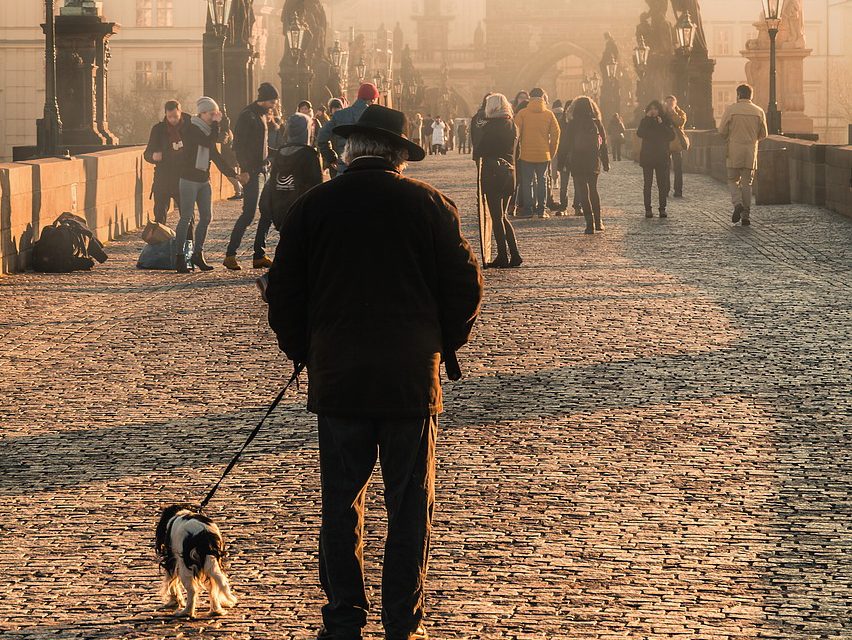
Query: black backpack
32 213 108 273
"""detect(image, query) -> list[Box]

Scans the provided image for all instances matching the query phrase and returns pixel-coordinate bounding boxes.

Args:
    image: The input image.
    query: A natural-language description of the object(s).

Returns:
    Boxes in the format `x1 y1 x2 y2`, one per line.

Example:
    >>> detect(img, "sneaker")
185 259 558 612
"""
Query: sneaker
223 255 242 271
253 255 273 269
732 204 744 223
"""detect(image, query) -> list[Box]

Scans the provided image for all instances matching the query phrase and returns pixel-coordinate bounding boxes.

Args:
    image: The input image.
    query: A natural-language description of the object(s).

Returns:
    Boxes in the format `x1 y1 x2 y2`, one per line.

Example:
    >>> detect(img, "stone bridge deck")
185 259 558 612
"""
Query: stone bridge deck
1 154 851 639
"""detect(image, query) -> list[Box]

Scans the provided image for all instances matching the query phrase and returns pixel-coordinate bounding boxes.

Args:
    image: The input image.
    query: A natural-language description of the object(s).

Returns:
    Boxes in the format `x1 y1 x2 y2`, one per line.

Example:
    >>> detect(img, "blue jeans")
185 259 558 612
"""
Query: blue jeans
519 161 549 214
177 178 212 253
225 169 272 259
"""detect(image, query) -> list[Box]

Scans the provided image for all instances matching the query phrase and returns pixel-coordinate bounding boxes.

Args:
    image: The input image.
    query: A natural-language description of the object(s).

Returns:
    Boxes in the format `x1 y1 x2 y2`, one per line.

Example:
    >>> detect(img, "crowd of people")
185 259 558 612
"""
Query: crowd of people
140 77 769 640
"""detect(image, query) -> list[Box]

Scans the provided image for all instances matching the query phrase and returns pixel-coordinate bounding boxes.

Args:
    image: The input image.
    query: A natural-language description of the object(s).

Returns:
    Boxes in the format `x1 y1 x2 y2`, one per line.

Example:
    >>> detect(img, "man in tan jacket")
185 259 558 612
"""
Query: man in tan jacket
514 88 560 218
719 84 768 225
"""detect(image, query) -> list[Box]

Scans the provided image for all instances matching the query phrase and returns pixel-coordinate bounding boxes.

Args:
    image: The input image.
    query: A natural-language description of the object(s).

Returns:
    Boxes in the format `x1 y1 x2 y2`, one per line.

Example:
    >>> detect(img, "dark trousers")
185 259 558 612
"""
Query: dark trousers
483 174 521 260
573 172 600 227
671 151 683 195
558 169 570 206
643 163 670 212
225 169 272 259
152 181 180 225
318 414 437 640
612 141 623 161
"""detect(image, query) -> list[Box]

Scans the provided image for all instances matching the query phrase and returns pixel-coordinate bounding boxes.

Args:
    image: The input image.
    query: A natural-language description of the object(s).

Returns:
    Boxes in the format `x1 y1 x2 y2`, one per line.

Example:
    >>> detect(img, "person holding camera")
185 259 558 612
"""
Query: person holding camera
637 100 676 218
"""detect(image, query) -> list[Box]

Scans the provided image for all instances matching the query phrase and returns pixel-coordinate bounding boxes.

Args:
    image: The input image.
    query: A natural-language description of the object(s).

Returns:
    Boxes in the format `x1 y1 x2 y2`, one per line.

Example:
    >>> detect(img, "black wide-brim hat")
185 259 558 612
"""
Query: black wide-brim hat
334 105 426 162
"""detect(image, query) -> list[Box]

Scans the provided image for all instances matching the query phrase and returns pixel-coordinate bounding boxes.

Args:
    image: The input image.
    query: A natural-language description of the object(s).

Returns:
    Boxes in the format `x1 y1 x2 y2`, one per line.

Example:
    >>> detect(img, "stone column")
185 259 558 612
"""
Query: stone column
50 2 120 147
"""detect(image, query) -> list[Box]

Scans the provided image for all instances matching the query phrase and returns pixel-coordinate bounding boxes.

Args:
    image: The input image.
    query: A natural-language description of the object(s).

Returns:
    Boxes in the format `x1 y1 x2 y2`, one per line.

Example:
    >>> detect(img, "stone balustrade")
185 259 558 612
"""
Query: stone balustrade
624 129 851 218
0 145 236 274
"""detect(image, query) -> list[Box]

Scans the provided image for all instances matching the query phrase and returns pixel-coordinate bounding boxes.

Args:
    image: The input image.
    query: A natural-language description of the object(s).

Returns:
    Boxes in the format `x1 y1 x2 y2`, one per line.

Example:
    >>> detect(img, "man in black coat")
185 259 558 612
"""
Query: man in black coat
143 100 191 224
224 82 279 271
266 105 483 640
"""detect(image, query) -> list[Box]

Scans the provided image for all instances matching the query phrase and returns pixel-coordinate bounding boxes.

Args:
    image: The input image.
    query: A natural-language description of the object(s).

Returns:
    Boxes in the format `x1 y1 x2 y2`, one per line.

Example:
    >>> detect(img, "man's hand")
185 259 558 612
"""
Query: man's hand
238 172 250 186
152 152 163 162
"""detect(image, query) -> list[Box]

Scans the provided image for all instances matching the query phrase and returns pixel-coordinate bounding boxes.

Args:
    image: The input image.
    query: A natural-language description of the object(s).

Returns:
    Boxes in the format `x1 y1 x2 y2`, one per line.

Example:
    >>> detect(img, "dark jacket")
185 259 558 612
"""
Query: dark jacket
316 99 372 169
609 116 626 141
260 143 324 231
180 120 238 183
470 108 488 161
233 102 270 173
560 116 610 175
144 113 192 187
266 157 484 418
637 115 676 167
475 117 517 164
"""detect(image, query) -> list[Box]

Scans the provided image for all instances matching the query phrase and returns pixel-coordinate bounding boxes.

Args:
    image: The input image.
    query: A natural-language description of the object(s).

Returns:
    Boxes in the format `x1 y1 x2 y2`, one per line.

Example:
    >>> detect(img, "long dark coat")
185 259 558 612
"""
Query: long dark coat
266 157 484 418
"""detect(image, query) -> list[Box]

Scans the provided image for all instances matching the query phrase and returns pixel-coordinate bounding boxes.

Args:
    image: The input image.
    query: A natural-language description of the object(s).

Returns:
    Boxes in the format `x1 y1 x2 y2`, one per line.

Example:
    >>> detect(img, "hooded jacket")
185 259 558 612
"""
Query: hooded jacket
719 99 768 170
316 98 371 171
266 156 483 418
513 97 560 163
260 144 323 231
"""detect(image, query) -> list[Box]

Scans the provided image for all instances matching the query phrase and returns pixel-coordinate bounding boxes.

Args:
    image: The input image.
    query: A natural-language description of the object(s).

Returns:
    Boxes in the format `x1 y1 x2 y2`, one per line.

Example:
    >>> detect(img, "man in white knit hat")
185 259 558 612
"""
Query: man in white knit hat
175 96 247 273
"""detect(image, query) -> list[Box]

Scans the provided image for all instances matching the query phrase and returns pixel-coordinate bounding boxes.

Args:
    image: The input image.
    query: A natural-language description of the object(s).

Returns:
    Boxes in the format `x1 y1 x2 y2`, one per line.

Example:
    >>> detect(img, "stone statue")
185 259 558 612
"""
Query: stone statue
644 0 673 56
281 0 339 102
778 0 806 49
636 12 653 48
228 0 255 48
671 0 707 53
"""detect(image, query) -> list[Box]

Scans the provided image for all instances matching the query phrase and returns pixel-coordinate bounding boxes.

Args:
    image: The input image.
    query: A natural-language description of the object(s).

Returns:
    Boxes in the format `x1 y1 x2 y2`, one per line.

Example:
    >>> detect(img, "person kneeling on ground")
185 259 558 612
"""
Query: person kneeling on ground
266 104 483 640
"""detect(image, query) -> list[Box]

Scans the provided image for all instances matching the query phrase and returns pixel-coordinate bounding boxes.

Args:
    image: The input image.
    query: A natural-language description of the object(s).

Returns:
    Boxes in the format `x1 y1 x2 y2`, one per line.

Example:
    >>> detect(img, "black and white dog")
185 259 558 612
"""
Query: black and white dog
155 504 237 618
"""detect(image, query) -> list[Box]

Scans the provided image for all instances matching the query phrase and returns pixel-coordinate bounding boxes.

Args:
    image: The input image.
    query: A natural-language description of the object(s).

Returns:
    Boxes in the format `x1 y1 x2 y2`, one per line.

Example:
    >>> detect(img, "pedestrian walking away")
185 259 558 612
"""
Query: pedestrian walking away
259 113 323 233
265 104 483 640
175 96 246 274
224 82 281 271
477 93 523 268
608 113 626 162
719 83 768 226
317 83 380 175
514 88 560 218
562 96 610 234
637 100 675 218
554 99 576 214
143 100 191 225
664 95 689 198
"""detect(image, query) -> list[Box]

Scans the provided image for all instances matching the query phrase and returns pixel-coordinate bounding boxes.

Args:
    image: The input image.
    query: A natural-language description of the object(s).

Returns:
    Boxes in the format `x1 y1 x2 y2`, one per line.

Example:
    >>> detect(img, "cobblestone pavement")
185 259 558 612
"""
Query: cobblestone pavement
1 153 851 640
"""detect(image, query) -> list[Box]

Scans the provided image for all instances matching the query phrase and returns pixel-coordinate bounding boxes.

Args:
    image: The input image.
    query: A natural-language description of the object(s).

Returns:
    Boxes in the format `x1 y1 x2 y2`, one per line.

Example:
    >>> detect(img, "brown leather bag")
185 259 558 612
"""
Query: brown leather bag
141 221 176 245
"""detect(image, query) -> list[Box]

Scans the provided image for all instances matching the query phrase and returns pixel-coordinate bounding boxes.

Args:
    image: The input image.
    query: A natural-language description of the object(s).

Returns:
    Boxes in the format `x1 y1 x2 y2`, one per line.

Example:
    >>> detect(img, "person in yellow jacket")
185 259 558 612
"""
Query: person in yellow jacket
719 84 768 226
664 95 689 198
514 87 561 218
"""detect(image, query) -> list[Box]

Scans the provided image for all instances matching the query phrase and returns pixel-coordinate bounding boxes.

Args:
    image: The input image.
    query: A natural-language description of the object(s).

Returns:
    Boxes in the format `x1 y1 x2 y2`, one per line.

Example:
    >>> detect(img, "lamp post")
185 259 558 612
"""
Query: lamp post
204 0 234 117
674 10 696 111
355 57 367 84
581 75 590 96
39 0 63 157
761 0 784 134
633 35 650 106
393 77 403 110
590 72 602 102
285 17 310 112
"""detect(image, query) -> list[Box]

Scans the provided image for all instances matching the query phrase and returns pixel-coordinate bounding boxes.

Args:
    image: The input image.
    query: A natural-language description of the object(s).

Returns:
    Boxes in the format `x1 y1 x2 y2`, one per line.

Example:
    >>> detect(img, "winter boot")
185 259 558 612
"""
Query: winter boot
176 254 190 274
191 252 214 271
223 255 242 271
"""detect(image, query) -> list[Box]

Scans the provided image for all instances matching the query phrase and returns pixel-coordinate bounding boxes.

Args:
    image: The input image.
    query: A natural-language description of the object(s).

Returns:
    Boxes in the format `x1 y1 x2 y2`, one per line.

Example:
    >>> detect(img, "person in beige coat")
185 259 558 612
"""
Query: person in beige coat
664 96 688 197
719 84 768 225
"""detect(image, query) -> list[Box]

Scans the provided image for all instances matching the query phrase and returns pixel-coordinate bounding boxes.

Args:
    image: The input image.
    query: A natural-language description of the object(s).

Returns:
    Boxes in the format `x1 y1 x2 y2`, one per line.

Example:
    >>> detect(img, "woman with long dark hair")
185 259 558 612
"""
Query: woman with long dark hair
637 100 676 217
561 96 609 234
477 93 523 267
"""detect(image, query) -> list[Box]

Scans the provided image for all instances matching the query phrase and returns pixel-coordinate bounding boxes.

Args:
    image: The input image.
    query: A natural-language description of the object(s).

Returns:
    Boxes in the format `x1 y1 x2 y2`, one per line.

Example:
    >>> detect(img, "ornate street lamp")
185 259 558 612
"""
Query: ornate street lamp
355 57 367 83
205 0 234 115
590 72 602 99
329 40 343 70
606 56 618 81
581 75 590 96
39 0 63 157
674 10 696 53
761 0 785 134
393 77 403 108
374 73 384 92
633 36 650 78
287 18 306 59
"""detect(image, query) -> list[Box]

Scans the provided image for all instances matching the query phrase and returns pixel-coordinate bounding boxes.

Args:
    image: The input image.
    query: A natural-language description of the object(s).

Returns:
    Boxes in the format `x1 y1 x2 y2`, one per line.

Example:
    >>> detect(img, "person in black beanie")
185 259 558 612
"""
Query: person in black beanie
224 82 280 271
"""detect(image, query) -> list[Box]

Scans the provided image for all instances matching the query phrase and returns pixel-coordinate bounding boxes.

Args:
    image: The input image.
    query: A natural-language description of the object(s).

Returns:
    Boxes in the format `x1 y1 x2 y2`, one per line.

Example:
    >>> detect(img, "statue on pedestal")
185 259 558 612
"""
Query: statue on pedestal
281 0 338 110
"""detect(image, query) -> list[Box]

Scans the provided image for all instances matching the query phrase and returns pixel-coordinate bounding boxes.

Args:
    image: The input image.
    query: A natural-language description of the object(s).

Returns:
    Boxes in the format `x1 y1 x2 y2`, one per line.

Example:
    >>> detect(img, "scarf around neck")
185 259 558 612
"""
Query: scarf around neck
191 116 212 172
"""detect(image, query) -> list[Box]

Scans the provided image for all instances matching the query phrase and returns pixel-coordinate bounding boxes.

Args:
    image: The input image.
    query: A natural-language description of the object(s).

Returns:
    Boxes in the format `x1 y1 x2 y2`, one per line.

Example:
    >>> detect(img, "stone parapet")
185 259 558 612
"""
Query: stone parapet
623 129 851 219
0 145 236 275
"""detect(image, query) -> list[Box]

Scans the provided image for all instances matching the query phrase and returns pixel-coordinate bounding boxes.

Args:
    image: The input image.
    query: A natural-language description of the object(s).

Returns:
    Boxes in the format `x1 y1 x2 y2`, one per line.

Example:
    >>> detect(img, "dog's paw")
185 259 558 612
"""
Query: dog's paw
209 608 226 617
158 598 182 611
173 609 195 620
223 595 238 608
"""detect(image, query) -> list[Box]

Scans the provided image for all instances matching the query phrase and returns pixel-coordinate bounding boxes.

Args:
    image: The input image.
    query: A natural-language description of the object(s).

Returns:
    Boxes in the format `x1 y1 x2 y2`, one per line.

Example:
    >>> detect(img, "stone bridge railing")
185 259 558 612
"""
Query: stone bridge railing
624 129 852 219
0 146 237 275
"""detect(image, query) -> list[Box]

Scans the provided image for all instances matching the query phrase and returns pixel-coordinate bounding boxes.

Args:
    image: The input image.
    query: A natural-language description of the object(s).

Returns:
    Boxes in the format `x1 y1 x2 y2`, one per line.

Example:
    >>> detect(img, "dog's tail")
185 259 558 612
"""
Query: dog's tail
182 529 225 576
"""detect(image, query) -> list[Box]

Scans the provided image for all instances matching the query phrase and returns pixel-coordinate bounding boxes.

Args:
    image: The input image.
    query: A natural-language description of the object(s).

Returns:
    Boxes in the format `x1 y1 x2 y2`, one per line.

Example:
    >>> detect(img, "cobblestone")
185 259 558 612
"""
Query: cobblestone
0 154 851 639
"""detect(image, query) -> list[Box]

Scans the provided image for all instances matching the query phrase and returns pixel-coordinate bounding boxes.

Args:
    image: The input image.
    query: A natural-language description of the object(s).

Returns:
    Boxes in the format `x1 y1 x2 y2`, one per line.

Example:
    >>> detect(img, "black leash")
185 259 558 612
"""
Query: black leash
198 363 305 511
